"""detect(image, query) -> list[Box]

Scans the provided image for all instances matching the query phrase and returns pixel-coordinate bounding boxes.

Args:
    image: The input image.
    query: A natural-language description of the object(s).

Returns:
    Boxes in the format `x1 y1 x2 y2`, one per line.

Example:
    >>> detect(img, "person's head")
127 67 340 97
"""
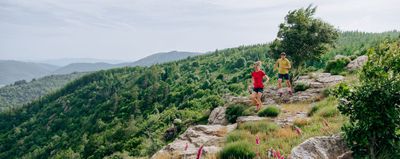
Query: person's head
254 61 262 70
280 52 286 59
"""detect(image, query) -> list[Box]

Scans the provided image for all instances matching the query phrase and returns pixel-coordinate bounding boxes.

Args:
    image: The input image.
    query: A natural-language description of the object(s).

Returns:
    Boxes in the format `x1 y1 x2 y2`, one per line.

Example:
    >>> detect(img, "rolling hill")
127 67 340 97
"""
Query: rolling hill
119 51 201 67
0 60 59 85
0 72 86 111
0 51 201 85
0 31 398 159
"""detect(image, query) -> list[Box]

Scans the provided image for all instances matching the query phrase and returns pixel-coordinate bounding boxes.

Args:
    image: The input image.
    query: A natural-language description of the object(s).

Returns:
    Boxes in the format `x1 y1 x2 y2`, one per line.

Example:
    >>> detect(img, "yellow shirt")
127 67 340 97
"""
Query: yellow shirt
276 58 291 74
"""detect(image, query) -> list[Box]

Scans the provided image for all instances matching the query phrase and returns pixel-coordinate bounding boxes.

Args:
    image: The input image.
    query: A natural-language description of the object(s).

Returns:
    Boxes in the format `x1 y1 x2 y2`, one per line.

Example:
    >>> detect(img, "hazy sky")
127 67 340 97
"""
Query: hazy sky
1 0 399 61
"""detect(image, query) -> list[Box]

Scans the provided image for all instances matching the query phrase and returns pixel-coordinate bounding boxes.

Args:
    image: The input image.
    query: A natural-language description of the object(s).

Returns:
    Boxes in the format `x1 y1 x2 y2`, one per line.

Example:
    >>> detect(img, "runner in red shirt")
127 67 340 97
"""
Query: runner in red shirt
250 61 270 111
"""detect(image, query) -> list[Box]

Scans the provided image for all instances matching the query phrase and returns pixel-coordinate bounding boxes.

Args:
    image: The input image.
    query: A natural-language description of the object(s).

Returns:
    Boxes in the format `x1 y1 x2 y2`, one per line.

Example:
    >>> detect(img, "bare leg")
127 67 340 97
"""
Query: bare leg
250 92 257 105
286 80 293 95
286 80 292 91
256 92 263 110
278 78 282 89
278 78 283 96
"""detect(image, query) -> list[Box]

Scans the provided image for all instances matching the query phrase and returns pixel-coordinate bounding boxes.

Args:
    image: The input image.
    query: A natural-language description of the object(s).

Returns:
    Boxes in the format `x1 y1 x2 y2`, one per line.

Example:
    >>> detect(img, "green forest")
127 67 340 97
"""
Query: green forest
0 29 398 159
0 72 86 111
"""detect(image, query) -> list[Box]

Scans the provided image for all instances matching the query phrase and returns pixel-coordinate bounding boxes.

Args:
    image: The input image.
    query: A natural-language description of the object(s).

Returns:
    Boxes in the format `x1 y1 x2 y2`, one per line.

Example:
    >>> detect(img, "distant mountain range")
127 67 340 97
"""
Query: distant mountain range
0 51 201 85
0 60 59 85
37 58 127 66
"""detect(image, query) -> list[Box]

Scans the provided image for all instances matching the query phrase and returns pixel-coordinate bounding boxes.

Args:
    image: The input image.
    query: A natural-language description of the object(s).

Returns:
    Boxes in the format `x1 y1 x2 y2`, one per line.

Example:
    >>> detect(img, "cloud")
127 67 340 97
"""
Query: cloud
0 0 399 60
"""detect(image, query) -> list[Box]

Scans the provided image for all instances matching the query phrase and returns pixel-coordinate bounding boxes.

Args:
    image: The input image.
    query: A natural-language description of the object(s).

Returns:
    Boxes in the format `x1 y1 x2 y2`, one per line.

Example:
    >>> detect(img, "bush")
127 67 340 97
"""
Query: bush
325 57 351 75
226 104 247 123
335 40 400 158
258 106 280 117
219 141 256 159
294 82 310 92
238 121 279 134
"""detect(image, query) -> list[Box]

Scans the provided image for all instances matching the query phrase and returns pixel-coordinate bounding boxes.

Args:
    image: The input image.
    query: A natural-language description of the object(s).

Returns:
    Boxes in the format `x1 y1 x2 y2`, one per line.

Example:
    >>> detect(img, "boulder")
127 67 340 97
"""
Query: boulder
346 55 368 71
236 116 269 123
152 124 237 159
316 75 344 84
289 134 352 159
208 106 228 125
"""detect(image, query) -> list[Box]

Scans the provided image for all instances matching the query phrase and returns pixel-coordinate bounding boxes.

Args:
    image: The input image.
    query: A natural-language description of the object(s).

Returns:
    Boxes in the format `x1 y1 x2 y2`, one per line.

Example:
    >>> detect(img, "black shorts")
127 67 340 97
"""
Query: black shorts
253 88 263 93
278 74 290 80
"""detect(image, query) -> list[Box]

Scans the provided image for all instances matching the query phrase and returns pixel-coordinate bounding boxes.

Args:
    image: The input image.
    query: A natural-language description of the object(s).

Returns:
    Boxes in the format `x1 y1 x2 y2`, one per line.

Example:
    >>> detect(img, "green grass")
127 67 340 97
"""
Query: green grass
219 141 256 159
222 97 347 157
226 104 247 123
238 121 279 134
258 106 280 117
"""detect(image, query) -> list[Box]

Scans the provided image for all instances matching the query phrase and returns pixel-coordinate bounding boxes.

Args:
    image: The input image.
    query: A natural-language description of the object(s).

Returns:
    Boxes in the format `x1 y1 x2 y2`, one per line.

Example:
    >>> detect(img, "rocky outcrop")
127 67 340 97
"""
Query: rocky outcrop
262 73 344 104
152 124 237 159
346 55 368 71
208 106 228 125
289 134 352 159
236 116 269 123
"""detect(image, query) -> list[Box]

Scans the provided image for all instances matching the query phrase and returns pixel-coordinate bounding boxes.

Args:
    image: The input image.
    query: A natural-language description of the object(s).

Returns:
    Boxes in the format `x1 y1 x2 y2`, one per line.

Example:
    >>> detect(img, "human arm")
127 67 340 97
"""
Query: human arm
274 60 279 71
285 60 292 69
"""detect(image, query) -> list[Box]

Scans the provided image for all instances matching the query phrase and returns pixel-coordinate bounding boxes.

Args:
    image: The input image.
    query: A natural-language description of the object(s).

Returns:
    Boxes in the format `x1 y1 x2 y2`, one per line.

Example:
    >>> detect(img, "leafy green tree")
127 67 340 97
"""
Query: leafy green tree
270 5 338 75
335 40 400 158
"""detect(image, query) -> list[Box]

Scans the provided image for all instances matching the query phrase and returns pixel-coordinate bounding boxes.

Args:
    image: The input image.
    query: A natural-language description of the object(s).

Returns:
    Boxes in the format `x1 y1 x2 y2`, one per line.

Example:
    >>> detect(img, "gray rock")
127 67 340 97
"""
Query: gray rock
152 124 237 159
290 134 352 159
316 75 344 84
346 55 368 71
236 116 269 123
334 55 347 60
208 106 228 125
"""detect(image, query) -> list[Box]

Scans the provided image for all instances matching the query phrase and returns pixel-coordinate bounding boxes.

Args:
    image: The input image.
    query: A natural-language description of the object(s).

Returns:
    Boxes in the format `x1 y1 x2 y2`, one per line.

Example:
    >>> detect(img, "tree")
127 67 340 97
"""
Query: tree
270 5 338 77
334 40 400 158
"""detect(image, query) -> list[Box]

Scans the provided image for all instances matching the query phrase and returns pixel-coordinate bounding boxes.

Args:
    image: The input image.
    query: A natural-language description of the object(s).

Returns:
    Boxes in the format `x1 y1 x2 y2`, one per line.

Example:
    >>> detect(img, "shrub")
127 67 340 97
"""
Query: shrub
325 57 351 75
219 141 256 159
293 82 310 92
242 107 256 116
238 121 279 134
335 40 400 158
226 104 247 123
258 106 280 117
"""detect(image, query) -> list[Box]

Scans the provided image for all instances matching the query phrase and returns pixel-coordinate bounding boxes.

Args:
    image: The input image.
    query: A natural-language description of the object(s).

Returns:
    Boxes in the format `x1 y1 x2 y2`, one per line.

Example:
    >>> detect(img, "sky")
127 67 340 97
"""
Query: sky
0 0 399 62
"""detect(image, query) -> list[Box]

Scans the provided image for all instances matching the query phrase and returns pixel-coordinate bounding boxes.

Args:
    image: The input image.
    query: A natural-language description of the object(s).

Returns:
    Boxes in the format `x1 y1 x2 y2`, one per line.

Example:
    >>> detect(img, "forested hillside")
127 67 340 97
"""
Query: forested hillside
0 31 398 159
0 73 86 111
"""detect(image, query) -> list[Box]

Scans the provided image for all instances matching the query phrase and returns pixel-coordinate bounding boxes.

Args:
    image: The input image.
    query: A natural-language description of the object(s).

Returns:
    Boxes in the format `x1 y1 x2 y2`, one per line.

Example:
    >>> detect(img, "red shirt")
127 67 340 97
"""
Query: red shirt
251 70 266 88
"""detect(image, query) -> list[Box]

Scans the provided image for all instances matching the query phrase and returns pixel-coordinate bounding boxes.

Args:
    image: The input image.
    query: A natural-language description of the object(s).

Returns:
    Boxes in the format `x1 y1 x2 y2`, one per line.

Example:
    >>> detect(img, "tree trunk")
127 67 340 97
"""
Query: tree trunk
370 133 376 159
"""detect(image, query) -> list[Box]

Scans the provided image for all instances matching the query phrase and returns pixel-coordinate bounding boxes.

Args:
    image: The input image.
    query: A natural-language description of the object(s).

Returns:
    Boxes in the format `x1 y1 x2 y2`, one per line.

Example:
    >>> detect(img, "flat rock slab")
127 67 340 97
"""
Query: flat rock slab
152 124 237 159
290 134 352 159
236 116 270 123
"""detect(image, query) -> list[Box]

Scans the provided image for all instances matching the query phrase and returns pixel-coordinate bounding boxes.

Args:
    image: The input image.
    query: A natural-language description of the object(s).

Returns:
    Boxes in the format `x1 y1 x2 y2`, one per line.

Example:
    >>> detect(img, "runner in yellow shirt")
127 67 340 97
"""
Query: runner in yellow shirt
274 52 293 96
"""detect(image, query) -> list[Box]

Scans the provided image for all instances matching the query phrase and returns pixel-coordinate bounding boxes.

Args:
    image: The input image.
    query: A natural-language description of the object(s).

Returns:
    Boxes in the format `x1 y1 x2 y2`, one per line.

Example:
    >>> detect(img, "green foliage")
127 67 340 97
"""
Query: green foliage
325 57 351 75
226 104 247 123
0 30 398 158
219 141 256 159
258 106 280 117
0 72 86 111
270 5 338 68
293 82 310 92
335 40 400 158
